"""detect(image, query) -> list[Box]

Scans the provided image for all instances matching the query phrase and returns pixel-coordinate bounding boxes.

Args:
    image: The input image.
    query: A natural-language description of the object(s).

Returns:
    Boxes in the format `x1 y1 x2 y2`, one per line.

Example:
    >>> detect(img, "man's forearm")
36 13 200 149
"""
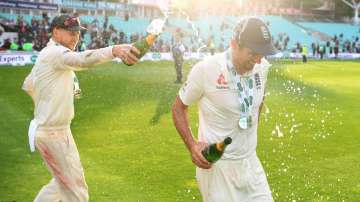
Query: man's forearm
172 97 196 152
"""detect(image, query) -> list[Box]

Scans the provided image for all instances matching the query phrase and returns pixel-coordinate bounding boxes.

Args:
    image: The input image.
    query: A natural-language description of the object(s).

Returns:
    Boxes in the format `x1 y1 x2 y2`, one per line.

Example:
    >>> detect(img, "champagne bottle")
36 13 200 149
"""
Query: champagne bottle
202 137 232 163
124 18 165 66
133 34 157 59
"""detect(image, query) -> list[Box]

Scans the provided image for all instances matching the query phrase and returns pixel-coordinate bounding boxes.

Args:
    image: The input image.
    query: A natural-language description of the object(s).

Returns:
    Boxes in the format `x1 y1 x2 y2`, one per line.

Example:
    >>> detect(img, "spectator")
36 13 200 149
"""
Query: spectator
172 34 186 83
311 42 316 57
302 44 308 63
319 44 325 59
334 40 339 59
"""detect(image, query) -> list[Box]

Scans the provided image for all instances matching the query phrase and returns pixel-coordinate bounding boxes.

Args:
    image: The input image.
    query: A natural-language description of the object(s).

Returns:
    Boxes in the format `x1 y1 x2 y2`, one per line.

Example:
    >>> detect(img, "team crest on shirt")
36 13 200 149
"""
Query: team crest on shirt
216 73 229 89
254 73 261 90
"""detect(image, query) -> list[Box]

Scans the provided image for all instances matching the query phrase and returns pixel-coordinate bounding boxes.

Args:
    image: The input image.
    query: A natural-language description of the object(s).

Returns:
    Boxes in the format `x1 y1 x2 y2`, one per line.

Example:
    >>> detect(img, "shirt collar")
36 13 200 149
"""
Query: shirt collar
46 38 57 47
47 38 69 50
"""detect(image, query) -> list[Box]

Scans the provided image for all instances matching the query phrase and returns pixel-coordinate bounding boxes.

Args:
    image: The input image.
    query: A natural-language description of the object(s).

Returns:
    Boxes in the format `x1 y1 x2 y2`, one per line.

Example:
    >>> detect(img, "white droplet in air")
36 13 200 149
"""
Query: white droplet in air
276 125 284 137
265 106 270 114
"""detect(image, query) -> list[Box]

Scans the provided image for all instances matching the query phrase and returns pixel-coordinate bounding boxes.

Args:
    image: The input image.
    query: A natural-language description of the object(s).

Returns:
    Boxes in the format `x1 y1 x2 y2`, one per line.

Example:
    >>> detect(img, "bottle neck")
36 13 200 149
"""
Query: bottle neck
216 142 225 151
145 34 157 46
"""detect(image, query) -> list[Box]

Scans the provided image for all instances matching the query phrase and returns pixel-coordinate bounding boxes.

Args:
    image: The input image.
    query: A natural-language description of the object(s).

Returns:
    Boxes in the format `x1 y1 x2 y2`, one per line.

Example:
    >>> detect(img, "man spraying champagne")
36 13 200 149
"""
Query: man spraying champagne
22 14 139 202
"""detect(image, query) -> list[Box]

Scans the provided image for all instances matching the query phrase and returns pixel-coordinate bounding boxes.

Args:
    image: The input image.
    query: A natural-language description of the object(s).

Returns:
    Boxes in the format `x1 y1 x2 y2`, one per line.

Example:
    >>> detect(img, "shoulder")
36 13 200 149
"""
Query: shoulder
36 43 72 67
40 42 71 54
200 52 226 70
40 43 71 58
187 53 225 81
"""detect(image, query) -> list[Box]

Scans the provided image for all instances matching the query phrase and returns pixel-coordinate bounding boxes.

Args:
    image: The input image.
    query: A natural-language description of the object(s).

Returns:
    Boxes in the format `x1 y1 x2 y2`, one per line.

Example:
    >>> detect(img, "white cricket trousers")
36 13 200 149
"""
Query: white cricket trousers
196 153 273 202
34 126 88 202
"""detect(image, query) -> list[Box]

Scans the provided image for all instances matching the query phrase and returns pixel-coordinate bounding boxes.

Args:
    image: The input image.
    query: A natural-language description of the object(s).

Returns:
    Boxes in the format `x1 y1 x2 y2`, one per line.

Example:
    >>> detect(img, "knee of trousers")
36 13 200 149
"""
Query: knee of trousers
70 186 89 202
63 178 89 202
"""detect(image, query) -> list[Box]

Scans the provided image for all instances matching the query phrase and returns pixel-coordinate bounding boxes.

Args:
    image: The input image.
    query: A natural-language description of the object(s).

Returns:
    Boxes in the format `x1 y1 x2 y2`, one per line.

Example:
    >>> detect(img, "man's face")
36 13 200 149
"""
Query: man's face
231 39 263 73
53 28 80 50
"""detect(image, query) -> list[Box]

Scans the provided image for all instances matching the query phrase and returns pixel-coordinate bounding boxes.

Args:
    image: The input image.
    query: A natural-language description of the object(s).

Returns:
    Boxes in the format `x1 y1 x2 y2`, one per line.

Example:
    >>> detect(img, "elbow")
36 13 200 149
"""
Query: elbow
172 97 181 119
64 61 91 70
172 96 187 118
76 61 93 69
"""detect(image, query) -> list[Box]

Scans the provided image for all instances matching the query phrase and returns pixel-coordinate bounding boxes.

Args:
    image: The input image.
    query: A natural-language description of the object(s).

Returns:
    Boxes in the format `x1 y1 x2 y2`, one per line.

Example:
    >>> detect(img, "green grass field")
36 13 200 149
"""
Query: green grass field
0 60 359 201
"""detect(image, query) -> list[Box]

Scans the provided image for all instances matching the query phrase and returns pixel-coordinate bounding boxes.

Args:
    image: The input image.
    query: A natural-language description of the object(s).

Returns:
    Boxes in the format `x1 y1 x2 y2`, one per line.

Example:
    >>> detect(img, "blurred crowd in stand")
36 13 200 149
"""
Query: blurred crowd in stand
0 14 359 57
293 33 360 59
0 14 51 51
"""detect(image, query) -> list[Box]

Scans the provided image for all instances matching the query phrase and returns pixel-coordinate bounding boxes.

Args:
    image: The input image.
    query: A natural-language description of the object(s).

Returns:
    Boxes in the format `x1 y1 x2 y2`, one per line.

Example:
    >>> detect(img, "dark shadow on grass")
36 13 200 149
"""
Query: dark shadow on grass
149 83 179 125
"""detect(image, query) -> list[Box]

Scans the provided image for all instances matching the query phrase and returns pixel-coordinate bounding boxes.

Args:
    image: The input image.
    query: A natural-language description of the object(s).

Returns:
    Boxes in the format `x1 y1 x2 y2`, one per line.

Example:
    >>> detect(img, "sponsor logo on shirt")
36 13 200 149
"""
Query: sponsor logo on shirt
254 73 261 89
216 73 229 89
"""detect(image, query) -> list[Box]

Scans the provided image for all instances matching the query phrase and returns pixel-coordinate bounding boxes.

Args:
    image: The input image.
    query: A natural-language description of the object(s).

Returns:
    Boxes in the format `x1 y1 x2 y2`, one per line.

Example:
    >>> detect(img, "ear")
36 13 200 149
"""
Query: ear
52 27 59 37
253 55 262 64
230 39 237 49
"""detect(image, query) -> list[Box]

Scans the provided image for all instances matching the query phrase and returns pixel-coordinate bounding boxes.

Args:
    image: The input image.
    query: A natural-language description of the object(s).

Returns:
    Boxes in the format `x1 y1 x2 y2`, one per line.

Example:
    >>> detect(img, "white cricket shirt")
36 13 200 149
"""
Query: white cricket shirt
22 39 114 127
179 49 271 160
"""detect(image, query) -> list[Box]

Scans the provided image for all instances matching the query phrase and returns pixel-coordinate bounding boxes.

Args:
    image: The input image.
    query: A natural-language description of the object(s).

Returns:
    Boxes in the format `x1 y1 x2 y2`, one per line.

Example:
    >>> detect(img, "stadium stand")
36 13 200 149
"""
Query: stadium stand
298 22 359 41
1 12 359 55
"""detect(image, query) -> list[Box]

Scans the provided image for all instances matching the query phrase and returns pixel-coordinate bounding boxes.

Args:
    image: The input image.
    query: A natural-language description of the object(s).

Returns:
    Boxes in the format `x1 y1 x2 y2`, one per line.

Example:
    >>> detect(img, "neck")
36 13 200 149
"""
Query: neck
52 37 73 50
232 57 247 75
51 37 59 44
229 48 248 75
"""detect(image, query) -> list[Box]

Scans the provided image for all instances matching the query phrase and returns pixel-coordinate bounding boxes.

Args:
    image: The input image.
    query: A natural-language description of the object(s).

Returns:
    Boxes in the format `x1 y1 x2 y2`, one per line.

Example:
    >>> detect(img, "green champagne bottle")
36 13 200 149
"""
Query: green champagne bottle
134 34 157 58
124 18 165 66
124 34 158 66
202 137 232 163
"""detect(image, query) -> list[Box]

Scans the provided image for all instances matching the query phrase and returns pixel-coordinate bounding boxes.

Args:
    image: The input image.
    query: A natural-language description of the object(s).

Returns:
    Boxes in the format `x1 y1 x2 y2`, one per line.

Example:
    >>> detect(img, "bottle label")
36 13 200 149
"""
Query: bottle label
216 142 224 152
146 34 156 45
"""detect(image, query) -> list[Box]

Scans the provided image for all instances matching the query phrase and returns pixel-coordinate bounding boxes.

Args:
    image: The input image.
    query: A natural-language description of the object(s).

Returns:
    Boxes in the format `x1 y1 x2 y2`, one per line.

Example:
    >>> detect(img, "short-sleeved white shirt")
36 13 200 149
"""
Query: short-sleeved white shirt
22 39 114 127
179 49 271 160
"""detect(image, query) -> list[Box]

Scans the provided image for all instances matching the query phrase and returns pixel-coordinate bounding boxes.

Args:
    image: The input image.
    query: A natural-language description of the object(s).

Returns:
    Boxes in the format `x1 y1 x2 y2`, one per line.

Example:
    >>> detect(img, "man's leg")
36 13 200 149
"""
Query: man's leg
179 63 183 82
197 157 274 202
34 178 60 202
174 63 179 82
196 162 248 202
247 155 273 202
35 128 88 202
175 62 182 83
